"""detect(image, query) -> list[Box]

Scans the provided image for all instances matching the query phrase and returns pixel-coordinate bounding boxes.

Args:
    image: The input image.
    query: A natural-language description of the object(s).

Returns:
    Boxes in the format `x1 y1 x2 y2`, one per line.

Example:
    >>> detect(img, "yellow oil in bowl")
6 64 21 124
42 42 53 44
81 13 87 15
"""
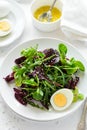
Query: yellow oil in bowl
34 5 62 22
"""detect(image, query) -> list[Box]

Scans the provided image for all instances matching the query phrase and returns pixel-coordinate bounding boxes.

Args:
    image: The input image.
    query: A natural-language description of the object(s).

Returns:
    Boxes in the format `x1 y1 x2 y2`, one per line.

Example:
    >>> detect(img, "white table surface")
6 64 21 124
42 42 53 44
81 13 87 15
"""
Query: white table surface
0 1 87 130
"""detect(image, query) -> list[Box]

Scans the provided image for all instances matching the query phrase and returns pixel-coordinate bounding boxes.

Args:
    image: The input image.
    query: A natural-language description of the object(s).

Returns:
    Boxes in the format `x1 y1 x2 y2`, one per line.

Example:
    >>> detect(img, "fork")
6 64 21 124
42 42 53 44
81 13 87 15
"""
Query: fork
39 0 57 22
77 98 87 130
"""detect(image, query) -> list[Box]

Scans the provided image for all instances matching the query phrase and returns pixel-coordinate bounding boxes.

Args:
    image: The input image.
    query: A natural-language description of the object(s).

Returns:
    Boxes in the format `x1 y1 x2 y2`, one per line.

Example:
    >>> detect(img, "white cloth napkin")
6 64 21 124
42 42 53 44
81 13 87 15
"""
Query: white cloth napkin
61 0 87 41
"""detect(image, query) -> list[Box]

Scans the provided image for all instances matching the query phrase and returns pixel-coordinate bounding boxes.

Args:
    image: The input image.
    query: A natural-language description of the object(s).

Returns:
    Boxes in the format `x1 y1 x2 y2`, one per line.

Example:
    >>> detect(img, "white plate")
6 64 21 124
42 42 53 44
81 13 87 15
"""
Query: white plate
0 0 25 48
0 38 87 121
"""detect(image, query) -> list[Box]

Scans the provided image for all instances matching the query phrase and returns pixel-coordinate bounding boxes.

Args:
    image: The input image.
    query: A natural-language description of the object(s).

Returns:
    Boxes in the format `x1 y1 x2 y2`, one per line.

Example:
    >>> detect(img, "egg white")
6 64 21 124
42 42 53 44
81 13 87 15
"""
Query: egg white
0 19 12 37
50 88 73 111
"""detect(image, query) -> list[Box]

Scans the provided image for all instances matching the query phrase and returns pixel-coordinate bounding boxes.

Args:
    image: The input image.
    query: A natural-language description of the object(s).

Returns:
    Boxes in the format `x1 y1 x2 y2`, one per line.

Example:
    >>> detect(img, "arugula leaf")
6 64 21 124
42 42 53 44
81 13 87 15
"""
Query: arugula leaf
74 61 85 71
14 73 22 87
72 87 84 102
33 88 44 101
21 45 38 57
64 59 85 74
58 44 85 74
23 78 38 86
58 43 67 65
58 43 67 58
59 43 67 55
13 66 26 87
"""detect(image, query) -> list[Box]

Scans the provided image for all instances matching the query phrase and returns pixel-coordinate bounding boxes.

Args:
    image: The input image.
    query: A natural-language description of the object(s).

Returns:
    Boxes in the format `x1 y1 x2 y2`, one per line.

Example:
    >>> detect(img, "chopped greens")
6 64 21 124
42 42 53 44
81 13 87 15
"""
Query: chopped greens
72 87 84 102
4 43 85 110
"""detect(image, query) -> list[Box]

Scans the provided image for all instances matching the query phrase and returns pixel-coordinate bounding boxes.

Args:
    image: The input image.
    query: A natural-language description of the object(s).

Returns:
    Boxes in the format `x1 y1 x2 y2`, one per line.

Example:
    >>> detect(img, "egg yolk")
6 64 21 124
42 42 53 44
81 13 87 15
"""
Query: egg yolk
53 93 67 107
0 21 11 31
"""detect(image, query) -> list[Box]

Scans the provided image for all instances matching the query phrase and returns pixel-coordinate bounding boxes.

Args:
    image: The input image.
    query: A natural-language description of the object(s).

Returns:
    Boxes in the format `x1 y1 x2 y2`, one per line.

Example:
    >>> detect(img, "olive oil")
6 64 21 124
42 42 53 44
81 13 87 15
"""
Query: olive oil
34 5 62 22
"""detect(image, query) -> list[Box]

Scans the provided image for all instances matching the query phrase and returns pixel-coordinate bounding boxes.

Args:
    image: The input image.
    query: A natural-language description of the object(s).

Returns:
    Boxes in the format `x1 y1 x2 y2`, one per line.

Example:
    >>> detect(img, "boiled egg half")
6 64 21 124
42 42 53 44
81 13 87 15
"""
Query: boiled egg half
50 88 73 111
0 19 12 37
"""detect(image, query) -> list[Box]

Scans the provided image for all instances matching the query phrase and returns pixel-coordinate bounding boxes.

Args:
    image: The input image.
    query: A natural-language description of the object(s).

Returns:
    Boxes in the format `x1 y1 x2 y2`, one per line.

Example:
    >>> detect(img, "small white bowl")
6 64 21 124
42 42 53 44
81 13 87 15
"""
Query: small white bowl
30 0 63 32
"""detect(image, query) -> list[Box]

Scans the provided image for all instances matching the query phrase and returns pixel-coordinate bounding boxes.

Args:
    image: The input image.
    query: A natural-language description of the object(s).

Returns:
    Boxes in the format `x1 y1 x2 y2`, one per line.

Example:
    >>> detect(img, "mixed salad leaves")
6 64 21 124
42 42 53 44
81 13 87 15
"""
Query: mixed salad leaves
4 43 85 110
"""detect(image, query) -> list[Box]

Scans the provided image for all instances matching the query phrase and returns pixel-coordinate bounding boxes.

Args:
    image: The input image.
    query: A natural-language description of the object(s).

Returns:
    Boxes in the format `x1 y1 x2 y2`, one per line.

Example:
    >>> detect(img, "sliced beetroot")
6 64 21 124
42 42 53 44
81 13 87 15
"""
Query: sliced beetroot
43 48 60 65
65 76 79 89
43 48 58 58
15 56 26 65
13 88 27 97
31 66 45 80
15 93 27 105
4 72 14 82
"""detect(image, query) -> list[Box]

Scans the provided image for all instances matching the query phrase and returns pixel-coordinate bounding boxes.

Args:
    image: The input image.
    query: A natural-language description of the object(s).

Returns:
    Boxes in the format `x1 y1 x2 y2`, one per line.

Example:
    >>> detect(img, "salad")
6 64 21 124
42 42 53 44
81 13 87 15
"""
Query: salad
4 43 85 110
